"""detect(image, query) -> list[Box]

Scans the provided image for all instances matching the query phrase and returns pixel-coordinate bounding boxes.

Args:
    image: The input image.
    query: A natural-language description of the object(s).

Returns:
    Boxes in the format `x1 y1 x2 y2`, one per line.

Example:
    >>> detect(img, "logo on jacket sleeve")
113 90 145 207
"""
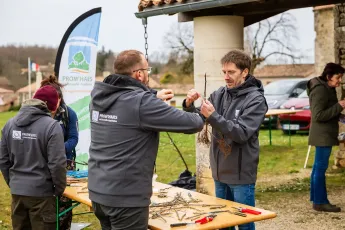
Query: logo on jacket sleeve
92 110 99 122
12 131 37 140
91 110 117 123
12 130 21 140
235 109 240 119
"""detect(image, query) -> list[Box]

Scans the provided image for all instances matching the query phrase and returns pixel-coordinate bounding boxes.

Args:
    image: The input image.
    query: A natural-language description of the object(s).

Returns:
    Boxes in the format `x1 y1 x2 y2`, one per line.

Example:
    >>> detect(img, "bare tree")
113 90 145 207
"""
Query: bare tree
164 23 194 75
164 22 194 56
164 12 300 75
245 12 301 74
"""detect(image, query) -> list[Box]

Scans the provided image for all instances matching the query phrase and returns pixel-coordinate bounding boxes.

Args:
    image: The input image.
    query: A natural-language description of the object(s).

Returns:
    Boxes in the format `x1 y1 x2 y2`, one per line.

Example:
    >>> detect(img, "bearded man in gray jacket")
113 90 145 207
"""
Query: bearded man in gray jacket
88 49 204 230
0 85 66 230
183 50 268 230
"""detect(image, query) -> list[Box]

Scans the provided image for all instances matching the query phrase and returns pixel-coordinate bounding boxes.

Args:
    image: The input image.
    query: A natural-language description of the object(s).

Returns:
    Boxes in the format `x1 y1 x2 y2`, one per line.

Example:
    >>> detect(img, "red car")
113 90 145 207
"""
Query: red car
278 90 311 134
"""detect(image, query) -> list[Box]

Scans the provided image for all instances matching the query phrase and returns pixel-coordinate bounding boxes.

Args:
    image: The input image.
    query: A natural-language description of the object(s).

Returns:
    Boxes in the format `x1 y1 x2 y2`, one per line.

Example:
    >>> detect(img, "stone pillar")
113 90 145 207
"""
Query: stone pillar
194 16 244 195
314 6 335 75
334 4 345 168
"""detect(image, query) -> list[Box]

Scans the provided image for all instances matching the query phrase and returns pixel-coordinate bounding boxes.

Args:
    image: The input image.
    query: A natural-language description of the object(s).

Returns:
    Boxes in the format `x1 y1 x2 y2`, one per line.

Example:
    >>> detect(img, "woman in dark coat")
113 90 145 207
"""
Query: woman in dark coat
308 63 345 212
40 75 79 229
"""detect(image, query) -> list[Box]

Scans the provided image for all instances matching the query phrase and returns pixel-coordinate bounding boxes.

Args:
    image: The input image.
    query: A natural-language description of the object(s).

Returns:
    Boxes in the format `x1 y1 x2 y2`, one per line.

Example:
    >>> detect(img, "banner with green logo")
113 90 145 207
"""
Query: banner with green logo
54 8 102 170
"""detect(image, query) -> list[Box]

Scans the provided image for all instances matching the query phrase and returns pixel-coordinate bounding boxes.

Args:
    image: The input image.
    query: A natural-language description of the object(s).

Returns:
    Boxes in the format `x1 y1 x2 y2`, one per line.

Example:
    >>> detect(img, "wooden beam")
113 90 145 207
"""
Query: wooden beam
244 11 283 26
230 0 345 15
178 0 345 25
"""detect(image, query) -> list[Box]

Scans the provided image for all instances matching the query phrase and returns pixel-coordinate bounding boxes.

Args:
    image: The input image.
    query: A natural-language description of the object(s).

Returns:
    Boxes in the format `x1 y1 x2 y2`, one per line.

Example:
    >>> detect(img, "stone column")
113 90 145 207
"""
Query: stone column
334 4 345 168
314 6 335 75
194 16 244 195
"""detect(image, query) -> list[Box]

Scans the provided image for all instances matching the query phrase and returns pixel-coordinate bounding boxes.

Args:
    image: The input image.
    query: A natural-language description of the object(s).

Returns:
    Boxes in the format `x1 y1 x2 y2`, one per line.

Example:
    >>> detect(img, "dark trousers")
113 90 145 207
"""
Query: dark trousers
11 194 56 230
59 196 73 230
92 201 149 230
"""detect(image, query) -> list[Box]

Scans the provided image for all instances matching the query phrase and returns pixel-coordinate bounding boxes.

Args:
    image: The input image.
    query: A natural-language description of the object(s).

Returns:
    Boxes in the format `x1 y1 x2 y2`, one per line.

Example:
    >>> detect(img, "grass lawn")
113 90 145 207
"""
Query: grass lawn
0 111 341 229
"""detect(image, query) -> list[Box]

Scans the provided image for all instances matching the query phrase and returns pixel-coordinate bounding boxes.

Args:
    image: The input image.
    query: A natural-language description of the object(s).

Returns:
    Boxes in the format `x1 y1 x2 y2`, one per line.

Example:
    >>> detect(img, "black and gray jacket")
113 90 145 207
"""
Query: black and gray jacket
0 99 67 196
88 74 203 208
183 75 268 185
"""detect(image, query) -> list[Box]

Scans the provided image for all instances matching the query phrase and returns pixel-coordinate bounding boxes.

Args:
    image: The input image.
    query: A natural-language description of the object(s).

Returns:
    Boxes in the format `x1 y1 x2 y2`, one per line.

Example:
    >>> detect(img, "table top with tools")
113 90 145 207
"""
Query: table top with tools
63 181 276 230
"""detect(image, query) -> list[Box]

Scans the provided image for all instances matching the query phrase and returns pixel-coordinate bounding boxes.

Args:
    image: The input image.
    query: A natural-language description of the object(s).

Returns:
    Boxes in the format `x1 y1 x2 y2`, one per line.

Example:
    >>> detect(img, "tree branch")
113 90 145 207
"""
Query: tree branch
258 13 285 56
264 51 300 61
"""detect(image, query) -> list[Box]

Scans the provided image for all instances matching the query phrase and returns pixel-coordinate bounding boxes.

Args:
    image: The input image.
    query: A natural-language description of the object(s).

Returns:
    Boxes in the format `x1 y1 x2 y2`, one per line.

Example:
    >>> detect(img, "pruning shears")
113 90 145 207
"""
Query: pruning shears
232 207 261 215
170 214 216 227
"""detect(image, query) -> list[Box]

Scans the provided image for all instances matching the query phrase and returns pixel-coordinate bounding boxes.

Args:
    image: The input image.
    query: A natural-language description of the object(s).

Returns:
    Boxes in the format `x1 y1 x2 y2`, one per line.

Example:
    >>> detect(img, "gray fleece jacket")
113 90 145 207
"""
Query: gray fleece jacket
88 74 203 208
0 99 66 197
183 75 268 185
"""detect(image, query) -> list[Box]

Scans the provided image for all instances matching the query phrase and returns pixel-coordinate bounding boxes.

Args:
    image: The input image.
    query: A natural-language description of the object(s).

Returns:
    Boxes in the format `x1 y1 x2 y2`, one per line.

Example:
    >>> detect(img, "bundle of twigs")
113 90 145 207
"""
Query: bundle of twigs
197 73 211 146
195 72 232 157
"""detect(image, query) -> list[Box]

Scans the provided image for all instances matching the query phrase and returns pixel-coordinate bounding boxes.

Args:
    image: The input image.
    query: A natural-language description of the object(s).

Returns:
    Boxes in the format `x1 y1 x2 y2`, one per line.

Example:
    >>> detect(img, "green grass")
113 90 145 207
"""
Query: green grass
157 130 335 183
155 132 196 183
0 111 343 229
0 112 17 229
0 112 17 131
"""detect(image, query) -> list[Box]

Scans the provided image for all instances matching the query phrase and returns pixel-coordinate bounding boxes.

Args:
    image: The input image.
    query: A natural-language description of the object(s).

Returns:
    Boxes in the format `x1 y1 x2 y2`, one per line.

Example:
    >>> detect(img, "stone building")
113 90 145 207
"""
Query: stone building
313 4 345 168
254 64 315 85
136 0 345 194
314 5 335 75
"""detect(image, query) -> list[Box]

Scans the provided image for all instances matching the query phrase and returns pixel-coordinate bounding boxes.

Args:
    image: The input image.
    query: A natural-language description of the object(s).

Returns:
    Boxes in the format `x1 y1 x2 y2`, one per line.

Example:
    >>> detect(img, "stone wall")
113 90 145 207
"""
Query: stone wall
314 4 345 168
314 6 335 76
334 4 345 168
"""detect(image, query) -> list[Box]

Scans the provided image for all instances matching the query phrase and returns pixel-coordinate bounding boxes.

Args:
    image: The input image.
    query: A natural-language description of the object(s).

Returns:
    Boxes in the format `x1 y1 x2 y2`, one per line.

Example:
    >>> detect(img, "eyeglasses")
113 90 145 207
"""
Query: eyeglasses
133 67 152 74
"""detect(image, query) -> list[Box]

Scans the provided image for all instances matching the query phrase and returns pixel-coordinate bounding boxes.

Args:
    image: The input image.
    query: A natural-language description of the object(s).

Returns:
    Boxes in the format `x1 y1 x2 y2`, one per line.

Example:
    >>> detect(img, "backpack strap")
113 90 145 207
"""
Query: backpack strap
61 104 77 162
61 104 69 142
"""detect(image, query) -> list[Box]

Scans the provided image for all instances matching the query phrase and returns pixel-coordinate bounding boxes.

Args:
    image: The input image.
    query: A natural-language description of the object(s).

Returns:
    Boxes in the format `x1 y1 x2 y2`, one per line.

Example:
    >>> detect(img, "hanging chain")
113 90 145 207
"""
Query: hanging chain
143 19 149 62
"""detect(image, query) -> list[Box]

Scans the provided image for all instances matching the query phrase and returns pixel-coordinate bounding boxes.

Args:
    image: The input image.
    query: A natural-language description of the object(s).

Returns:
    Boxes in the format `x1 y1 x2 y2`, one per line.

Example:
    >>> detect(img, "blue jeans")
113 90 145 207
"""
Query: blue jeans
310 146 332 205
214 180 255 230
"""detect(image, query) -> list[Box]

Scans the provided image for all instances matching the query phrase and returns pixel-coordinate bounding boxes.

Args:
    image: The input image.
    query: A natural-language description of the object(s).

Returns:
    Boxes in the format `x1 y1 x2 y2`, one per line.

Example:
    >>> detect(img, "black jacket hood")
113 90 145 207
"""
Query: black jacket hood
307 76 329 96
227 74 265 97
91 74 150 111
15 99 51 127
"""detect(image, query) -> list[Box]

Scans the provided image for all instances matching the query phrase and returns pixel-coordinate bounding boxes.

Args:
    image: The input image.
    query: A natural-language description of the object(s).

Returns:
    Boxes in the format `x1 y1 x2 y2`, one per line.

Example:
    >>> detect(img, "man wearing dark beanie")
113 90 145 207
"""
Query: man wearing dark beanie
0 85 67 230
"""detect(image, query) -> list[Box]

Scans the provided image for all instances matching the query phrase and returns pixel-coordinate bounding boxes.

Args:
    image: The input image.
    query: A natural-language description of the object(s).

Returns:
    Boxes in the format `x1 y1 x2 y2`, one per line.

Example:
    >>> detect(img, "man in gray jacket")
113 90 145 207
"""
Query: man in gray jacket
183 50 267 230
88 49 204 230
0 85 66 230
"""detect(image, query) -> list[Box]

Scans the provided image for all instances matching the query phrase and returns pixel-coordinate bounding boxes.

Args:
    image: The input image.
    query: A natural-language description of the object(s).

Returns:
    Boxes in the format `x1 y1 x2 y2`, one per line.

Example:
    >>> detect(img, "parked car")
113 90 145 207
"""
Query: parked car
262 78 308 128
278 90 311 134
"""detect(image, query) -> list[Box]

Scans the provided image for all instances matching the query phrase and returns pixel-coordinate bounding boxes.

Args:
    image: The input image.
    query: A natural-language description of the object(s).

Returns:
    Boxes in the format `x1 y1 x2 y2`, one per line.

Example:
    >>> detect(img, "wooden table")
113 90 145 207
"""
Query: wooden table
265 109 302 146
62 182 276 230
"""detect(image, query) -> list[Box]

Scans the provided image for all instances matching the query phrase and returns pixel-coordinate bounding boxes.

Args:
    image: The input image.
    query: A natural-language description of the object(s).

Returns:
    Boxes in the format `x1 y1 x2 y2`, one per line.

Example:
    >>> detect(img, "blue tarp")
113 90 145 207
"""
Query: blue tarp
67 170 88 178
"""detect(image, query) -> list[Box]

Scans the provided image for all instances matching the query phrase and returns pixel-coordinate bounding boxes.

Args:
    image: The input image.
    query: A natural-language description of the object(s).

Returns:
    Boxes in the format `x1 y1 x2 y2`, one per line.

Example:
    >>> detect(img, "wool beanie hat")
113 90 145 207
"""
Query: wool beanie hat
33 85 59 111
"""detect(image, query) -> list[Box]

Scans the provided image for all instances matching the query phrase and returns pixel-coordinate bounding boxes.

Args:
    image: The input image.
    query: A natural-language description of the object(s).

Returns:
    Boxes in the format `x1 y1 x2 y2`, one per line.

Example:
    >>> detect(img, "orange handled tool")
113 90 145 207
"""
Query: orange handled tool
232 207 261 215
195 215 215 224
170 215 216 227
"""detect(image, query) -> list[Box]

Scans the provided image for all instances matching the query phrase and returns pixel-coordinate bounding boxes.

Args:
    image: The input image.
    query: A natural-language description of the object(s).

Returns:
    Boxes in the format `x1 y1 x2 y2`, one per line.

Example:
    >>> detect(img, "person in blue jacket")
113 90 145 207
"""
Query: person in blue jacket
40 75 79 230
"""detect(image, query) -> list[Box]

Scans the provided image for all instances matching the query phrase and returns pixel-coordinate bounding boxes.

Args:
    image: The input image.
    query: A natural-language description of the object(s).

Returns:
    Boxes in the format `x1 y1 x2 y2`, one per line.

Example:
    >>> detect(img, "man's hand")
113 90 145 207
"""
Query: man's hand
157 89 174 101
339 100 345 109
201 100 215 118
186 89 201 107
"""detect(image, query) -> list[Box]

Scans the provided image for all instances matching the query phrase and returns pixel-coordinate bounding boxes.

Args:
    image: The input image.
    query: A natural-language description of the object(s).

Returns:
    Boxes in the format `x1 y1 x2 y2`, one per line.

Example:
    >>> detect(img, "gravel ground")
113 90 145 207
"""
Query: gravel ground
255 169 345 230
256 189 345 230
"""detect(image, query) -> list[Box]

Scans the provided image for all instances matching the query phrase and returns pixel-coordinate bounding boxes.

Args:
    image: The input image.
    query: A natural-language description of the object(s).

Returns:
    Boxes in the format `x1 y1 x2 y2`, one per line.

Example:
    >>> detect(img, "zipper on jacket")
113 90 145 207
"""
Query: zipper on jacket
216 149 220 180
238 148 242 181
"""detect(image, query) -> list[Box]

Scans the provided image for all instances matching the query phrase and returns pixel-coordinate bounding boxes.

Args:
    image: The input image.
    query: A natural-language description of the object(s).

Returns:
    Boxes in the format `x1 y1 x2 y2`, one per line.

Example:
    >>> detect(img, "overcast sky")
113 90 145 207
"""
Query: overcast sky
0 0 315 63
